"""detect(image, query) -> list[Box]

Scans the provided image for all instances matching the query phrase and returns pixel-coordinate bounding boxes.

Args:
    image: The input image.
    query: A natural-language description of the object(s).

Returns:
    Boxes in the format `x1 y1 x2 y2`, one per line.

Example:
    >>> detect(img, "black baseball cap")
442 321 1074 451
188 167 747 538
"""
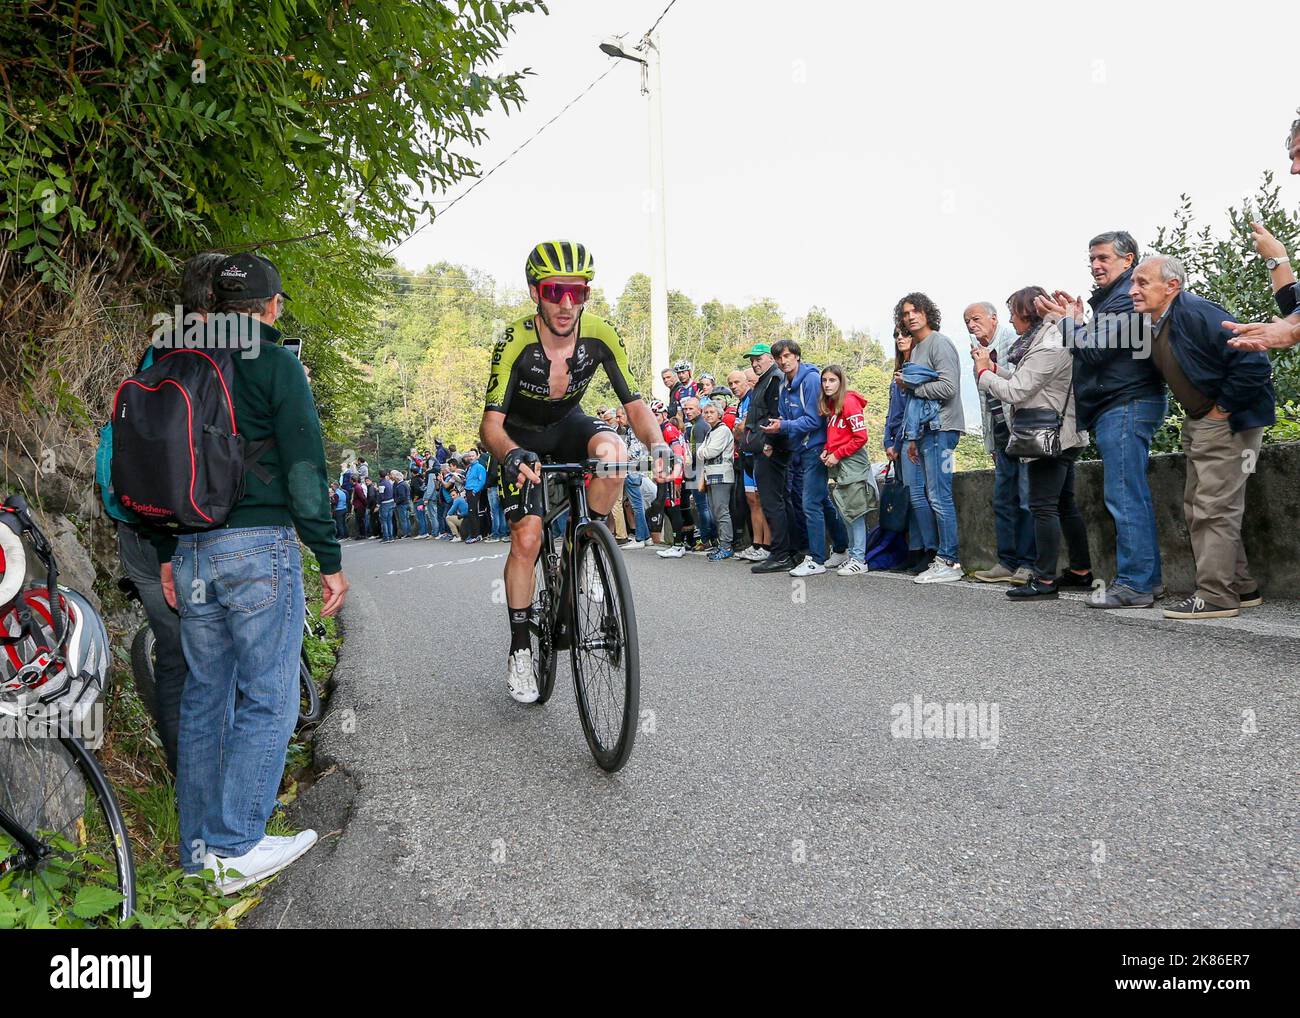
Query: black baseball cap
214 252 290 302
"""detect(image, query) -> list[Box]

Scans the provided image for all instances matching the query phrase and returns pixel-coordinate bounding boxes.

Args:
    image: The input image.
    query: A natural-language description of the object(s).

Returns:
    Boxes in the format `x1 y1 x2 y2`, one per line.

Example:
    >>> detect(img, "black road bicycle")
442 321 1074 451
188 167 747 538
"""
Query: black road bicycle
527 462 640 772
0 495 136 926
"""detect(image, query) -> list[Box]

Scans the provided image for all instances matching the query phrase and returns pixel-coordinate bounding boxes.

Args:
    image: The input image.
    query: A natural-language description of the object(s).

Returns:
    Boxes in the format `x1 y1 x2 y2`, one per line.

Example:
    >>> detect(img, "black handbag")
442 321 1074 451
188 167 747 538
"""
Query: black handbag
1004 384 1072 460
879 461 910 533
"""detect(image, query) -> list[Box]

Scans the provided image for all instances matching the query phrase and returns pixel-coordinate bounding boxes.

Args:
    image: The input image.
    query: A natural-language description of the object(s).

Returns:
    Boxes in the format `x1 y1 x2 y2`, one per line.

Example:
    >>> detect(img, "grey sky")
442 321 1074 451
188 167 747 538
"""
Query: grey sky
398 0 1296 413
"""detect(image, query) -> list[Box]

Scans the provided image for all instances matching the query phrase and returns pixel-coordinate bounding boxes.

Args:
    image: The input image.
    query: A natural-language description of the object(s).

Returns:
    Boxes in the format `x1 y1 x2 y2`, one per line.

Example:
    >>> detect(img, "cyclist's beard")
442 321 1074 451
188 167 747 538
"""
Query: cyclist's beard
537 302 580 339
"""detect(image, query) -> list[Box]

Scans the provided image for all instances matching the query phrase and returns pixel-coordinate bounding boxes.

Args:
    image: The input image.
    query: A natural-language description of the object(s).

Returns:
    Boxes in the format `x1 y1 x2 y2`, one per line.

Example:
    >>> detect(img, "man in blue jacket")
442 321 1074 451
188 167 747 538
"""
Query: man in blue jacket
1130 255 1275 620
1040 231 1167 608
761 338 848 576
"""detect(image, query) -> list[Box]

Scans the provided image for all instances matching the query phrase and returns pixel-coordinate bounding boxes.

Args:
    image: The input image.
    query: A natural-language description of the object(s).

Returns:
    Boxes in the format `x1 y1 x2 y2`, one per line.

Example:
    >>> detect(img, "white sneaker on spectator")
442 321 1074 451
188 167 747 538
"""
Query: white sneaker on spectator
915 559 963 583
657 545 685 558
825 551 848 569
623 539 646 550
507 649 539 704
836 558 868 576
203 831 318 894
789 558 827 577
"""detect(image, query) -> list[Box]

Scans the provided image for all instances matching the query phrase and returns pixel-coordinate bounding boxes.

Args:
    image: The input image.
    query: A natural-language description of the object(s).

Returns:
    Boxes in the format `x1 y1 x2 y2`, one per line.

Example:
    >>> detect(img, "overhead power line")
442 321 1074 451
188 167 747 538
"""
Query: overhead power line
645 0 680 38
386 61 621 255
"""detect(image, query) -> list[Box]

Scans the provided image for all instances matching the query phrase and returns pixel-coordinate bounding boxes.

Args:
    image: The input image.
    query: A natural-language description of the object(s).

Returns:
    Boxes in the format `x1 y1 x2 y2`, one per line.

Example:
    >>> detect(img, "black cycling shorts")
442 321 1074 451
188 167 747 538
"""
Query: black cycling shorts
499 410 616 523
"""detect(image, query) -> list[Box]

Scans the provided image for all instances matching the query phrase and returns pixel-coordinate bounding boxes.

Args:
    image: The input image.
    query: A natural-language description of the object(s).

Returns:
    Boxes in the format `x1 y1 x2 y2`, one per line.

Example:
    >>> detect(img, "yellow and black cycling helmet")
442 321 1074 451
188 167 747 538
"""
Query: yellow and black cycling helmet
525 241 595 284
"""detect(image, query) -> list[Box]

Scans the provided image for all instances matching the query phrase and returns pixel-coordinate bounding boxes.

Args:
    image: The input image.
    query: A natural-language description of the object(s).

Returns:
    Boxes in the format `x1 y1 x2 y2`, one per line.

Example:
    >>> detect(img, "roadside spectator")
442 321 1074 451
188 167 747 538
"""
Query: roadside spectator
377 471 396 542
1227 111 1300 353
965 301 1035 584
392 470 411 539
682 397 718 552
745 344 797 573
156 251 346 889
895 292 965 583
330 482 348 538
365 476 380 539
884 325 927 572
356 457 369 481
974 287 1093 601
1130 255 1276 619
661 367 681 418
445 488 469 540
1037 231 1166 608
698 402 736 560
728 368 768 559
819 365 874 575
655 402 693 558
352 476 368 539
617 406 650 548
463 448 486 544
113 251 223 774
762 338 849 576
484 452 508 541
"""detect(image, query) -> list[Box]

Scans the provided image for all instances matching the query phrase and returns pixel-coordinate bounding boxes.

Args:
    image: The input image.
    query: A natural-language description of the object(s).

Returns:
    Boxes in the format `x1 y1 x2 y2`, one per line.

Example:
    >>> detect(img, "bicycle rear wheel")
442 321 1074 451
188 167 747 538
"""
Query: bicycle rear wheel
570 522 639 772
0 733 136 926
129 623 158 720
530 553 558 705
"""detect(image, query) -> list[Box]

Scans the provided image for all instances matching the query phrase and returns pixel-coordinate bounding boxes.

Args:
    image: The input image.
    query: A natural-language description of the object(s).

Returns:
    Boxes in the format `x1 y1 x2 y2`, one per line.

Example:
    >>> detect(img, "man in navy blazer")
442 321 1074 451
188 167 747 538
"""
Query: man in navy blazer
1130 255 1275 621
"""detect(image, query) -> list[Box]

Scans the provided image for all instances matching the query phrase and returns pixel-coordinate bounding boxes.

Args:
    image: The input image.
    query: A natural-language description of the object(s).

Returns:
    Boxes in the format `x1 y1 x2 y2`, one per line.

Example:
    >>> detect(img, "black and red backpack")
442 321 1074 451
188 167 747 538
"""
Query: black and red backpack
110 346 272 532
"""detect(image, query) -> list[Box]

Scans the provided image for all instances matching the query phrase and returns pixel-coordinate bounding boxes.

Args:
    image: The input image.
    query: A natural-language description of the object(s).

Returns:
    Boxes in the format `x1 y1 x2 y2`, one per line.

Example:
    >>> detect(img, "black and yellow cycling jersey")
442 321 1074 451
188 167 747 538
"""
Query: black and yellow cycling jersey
484 312 640 429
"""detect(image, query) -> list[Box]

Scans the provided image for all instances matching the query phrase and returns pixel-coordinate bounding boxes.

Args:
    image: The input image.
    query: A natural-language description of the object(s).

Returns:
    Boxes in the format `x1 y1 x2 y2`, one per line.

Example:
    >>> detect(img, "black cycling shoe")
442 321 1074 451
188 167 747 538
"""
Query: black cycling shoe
1055 570 1095 588
1007 577 1059 601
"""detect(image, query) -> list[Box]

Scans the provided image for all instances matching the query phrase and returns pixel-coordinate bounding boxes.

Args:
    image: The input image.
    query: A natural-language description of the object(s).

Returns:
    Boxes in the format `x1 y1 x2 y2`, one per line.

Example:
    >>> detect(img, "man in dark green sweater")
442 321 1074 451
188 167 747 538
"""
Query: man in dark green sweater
153 252 348 893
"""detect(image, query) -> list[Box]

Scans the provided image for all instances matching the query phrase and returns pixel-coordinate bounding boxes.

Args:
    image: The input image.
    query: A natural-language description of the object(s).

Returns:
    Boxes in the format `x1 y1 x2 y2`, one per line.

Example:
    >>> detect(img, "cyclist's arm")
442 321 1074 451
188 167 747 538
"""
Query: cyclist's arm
480 410 541 487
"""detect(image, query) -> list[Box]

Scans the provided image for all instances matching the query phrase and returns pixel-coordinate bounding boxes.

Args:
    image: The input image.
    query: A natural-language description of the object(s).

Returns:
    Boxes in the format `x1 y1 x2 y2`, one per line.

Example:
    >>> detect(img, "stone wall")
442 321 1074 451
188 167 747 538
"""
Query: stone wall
953 441 1300 594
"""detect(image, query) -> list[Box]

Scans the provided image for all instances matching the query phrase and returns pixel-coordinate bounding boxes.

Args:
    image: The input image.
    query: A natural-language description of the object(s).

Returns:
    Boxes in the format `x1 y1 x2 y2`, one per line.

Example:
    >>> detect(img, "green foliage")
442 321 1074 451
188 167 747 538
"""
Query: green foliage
1149 174 1300 450
0 0 544 286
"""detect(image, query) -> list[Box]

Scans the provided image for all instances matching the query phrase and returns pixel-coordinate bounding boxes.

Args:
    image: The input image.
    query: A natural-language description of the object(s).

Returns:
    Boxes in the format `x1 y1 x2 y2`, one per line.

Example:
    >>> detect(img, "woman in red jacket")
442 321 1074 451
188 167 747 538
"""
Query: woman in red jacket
819 365 874 575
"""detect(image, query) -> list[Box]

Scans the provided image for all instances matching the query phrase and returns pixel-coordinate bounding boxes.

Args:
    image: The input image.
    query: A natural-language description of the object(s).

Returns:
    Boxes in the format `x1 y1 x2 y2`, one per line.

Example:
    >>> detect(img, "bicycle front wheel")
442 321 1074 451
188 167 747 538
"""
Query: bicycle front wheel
298 653 323 727
0 733 136 926
570 522 640 772
530 553 558 705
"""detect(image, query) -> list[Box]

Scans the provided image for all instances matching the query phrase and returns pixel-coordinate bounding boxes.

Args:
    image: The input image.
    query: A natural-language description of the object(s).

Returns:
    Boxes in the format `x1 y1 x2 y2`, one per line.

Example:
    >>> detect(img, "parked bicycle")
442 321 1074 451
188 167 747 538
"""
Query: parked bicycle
526 461 641 772
0 494 136 926
131 604 324 731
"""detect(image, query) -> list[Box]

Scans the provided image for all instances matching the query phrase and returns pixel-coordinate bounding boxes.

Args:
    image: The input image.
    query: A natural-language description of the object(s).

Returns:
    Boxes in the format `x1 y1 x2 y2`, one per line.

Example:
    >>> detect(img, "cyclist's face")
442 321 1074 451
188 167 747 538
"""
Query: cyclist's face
532 275 586 338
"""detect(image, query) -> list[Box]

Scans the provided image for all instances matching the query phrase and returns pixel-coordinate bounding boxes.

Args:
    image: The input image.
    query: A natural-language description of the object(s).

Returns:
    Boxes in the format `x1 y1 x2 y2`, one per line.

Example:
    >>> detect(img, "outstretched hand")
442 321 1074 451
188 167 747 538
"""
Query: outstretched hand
1224 316 1300 352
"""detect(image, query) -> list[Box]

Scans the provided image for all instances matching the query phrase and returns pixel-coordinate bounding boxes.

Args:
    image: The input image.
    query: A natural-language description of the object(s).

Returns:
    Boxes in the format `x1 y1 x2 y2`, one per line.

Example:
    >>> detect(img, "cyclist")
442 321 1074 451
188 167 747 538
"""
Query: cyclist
481 241 666 704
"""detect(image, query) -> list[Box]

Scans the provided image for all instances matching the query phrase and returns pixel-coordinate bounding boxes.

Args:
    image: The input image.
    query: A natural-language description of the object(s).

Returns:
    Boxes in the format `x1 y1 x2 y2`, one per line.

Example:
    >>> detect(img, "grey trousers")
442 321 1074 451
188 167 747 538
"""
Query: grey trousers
707 481 734 549
117 524 189 774
1180 416 1264 608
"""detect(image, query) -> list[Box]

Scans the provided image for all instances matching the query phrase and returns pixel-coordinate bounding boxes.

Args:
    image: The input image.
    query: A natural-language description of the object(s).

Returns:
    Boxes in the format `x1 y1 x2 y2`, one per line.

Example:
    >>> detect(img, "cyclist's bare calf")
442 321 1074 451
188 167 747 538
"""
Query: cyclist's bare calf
586 431 628 518
506 514 543 610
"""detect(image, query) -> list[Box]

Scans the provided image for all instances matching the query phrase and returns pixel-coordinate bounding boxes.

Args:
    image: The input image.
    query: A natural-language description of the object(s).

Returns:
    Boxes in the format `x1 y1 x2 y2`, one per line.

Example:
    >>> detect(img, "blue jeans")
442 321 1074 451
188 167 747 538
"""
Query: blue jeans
172 527 304 869
379 502 395 541
801 453 848 563
848 512 868 563
625 476 650 542
908 429 961 562
394 504 410 538
487 487 507 538
690 487 716 544
414 504 430 536
993 447 1035 571
1093 395 1166 593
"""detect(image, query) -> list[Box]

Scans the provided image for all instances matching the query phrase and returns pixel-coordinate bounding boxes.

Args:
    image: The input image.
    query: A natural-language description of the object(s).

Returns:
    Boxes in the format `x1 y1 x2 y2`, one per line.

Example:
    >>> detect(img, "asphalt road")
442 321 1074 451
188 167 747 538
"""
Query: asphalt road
248 533 1299 928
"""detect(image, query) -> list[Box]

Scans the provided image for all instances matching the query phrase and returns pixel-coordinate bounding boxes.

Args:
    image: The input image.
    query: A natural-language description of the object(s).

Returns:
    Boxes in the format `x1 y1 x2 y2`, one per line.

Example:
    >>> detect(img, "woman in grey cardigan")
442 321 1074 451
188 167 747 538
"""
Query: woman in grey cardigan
973 287 1094 601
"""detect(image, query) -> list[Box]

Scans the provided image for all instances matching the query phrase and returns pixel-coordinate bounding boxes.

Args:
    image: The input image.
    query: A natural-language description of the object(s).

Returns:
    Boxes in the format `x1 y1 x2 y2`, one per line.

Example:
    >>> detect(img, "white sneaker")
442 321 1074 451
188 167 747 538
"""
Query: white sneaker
204 831 318 894
623 539 646 550
789 558 827 577
744 547 767 562
825 551 848 569
914 559 963 584
507 649 539 704
836 558 868 576
657 546 685 558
